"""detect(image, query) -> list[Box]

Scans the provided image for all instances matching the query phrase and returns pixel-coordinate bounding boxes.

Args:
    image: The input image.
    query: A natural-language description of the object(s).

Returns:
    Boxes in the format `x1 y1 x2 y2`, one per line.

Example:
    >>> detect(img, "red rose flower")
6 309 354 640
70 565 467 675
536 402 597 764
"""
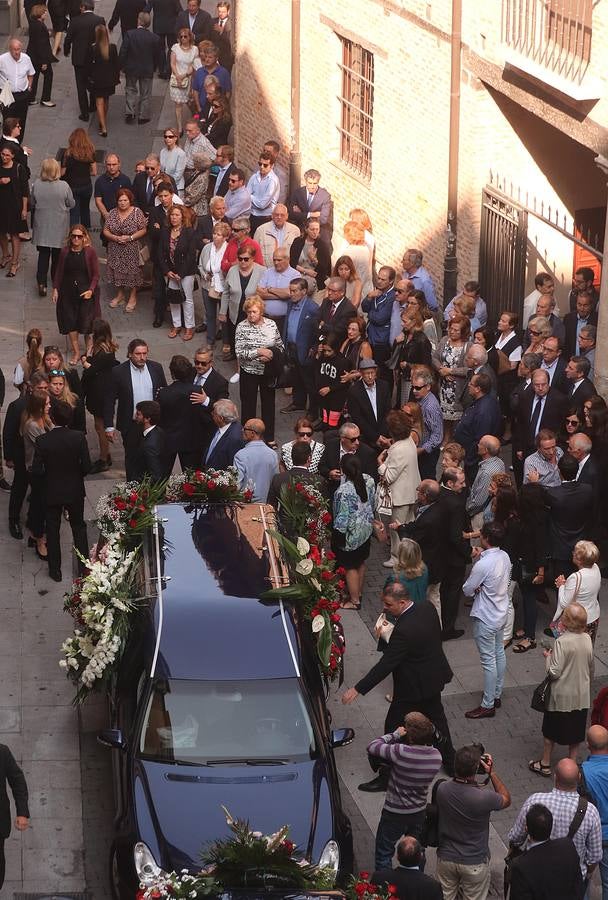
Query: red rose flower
114 498 127 510
387 885 398 895
330 613 340 623
129 490 138 503
325 549 335 560
244 489 253 501
337 579 346 590
207 481 216 490
128 518 137 528
182 482 195 496
321 511 332 524
321 570 333 581
354 884 367 895
282 838 295 854
295 482 304 492
359 871 370 881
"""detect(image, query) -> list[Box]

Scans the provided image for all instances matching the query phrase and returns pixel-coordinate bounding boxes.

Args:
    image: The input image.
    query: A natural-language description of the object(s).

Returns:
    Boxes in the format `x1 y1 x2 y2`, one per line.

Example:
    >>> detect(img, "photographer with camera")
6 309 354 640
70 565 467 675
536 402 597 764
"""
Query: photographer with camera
435 744 510 900
367 712 442 871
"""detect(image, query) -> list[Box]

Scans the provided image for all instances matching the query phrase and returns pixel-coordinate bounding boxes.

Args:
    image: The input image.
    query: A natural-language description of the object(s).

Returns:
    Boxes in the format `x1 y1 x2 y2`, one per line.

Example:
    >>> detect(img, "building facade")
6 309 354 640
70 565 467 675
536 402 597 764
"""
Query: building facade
233 0 607 320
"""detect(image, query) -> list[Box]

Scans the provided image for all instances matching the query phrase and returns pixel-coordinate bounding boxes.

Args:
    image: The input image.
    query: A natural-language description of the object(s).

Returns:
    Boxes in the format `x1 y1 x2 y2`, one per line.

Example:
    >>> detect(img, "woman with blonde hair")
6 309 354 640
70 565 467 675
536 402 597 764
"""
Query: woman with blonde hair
14 328 44 391
385 537 429 603
526 315 552 355
334 221 373 297
396 309 432 406
169 28 198 135
86 24 120 138
553 540 601 643
48 370 86 432
401 399 424 446
530 602 593 775
331 255 363 308
52 224 101 364
30 157 75 296
60 129 97 228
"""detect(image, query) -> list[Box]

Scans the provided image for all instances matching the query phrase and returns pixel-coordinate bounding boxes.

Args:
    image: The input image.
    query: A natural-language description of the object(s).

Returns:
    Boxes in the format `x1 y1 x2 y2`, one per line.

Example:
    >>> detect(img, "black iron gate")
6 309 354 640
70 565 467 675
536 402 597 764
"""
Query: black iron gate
479 186 528 325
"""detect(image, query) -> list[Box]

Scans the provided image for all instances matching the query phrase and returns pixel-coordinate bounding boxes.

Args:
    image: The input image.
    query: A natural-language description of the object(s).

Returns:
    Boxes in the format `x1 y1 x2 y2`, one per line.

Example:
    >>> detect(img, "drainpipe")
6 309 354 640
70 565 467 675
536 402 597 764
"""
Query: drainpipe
592 155 608 400
443 0 462 306
289 0 302 197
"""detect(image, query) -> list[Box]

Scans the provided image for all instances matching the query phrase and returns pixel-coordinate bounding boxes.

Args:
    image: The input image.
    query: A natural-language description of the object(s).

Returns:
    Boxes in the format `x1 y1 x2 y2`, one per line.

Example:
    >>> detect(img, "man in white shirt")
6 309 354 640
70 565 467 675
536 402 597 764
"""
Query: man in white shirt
0 39 35 138
522 272 555 329
463 521 511 720
247 152 280 233
233 418 279 502
254 204 300 267
224 167 251 222
256 247 299 333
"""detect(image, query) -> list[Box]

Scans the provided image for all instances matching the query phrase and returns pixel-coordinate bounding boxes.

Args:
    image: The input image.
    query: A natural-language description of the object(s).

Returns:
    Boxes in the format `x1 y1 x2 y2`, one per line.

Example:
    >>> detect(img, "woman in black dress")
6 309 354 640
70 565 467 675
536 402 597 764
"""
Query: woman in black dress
0 145 29 277
51 224 101 364
27 5 56 106
81 318 119 472
203 94 233 148
395 309 432 405
86 25 120 138
48 370 86 432
61 129 97 228
48 0 67 56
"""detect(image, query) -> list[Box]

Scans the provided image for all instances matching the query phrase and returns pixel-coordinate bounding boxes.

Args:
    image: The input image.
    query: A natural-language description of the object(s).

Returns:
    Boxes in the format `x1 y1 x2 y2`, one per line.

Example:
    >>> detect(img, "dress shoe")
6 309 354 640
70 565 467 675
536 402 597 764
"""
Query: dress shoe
78 114 89 122
280 403 305 414
125 114 135 124
442 628 465 641
38 283 47 296
138 118 151 124
358 775 388 792
0 478 11 492
194 323 207 333
49 569 62 583
8 520 23 540
494 698 502 709
51 54 60 62
153 317 163 328
89 459 109 475
464 705 495 719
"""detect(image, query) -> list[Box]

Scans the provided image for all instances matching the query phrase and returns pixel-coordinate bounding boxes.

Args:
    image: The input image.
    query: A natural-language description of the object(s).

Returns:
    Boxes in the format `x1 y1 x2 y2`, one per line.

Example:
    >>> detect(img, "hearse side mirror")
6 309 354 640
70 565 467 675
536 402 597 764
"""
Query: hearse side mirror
330 728 355 749
98 728 128 751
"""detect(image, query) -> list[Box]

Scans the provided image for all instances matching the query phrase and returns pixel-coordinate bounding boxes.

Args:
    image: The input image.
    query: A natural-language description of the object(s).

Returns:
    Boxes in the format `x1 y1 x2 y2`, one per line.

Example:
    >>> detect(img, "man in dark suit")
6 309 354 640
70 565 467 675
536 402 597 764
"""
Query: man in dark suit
149 0 180 77
118 12 162 125
267 440 325 509
439 467 470 641
108 0 146 36
318 278 357 346
319 422 378 500
210 1 234 71
565 355 597 410
540 336 569 394
399 480 446 620
204 399 244 469
34 400 90 583
461 344 497 410
454 373 502 482
0 743 29 889
212 146 236 196
287 169 333 246
345 358 391 449
342 581 454 776
190 347 229 456
126 400 167 482
373 836 443 900
564 292 598 357
132 154 161 214
174 0 211 44
509 803 583 900
63 0 105 121
545 453 593 577
514 368 568 461
282 278 321 415
158 355 204 472
510 351 542 486
104 338 167 457
193 195 229 248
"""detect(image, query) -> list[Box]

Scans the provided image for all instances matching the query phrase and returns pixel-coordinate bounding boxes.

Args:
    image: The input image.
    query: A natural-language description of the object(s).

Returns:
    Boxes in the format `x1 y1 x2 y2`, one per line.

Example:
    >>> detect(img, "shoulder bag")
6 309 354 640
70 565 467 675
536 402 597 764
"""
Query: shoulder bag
420 778 447 848
530 673 552 713
375 477 392 518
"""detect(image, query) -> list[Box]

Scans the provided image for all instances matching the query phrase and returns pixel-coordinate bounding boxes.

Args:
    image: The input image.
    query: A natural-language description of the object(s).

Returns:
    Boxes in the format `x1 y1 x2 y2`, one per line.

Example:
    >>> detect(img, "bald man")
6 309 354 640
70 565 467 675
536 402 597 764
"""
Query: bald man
509 757 602 882
465 434 505 531
232 418 278 502
0 40 35 137
582 725 608 897
253 204 300 267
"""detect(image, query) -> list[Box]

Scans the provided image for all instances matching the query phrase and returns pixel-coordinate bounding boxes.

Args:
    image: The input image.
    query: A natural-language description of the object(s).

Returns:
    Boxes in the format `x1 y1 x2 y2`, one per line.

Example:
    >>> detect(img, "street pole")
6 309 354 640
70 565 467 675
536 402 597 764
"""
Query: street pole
443 0 462 305
594 154 608 401
289 0 302 198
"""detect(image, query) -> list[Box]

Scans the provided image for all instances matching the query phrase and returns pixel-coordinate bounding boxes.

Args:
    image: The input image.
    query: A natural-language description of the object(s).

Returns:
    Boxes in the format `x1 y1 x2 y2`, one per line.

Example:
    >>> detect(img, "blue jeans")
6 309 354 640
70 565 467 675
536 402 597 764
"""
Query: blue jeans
472 617 506 709
374 808 425 871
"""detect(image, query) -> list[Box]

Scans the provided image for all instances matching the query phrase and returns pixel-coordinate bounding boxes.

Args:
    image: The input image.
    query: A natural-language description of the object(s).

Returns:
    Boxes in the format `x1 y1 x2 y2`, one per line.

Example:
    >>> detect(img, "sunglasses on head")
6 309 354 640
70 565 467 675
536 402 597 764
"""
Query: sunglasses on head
44 346 60 354
48 369 65 377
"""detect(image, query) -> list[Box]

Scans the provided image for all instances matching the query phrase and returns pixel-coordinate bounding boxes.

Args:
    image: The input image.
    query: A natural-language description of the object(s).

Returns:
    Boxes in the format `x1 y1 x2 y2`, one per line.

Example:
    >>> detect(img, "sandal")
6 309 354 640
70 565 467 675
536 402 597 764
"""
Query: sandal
6 263 19 277
513 638 536 653
109 296 124 308
504 638 513 649
340 600 361 610
0 256 10 269
124 302 137 313
168 327 180 338
528 759 552 777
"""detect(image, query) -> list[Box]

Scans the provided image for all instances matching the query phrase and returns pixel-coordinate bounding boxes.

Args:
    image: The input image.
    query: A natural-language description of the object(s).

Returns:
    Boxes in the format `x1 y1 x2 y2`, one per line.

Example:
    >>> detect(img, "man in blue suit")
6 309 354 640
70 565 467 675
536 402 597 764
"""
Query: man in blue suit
204 399 244 470
454 373 502 484
282 277 321 417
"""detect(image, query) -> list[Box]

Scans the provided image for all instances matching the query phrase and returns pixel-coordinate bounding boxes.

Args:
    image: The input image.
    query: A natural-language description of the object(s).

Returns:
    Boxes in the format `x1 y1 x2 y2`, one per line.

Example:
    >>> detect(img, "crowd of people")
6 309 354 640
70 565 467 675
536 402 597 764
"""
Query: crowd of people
0 3 607 898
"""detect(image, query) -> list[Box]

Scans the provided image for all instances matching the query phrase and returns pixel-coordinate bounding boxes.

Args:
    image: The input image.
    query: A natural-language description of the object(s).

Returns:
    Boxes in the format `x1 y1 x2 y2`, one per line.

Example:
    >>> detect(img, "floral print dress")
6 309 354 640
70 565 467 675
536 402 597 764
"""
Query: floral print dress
105 207 147 288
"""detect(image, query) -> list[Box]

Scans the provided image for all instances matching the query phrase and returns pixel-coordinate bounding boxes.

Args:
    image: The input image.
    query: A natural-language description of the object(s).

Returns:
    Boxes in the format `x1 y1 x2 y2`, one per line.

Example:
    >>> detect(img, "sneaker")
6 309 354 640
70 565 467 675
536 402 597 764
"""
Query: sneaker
382 559 396 568
229 372 240 384
40 100 56 107
0 478 11 492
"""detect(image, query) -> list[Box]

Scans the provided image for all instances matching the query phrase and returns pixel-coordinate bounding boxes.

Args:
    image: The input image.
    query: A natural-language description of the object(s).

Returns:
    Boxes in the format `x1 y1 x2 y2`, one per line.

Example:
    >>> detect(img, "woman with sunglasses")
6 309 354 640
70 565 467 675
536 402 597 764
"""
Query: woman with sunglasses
558 406 585 451
203 94 233 148
169 28 198 136
42 346 81 396
51 225 101 365
160 128 186 192
279 417 325 473
47 369 86 432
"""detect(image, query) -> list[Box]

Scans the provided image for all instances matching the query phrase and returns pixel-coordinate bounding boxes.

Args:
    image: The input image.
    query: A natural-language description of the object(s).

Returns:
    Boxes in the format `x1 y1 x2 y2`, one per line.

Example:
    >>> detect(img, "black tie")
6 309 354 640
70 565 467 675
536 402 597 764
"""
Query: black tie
530 397 542 439
146 178 153 203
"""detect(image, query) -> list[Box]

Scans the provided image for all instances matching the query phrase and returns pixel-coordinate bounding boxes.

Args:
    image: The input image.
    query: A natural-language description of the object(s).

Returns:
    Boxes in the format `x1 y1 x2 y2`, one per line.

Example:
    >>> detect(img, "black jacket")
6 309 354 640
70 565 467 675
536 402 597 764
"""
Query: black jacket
85 43 120 94
563 309 598 358
109 0 146 34
0 744 29 839
174 7 211 43
439 486 471 567
289 236 332 290
567 378 597 411
126 425 167 482
205 420 244 469
372 867 443 900
132 170 159 216
193 368 230 451
509 836 583 900
118 25 162 77
159 226 198 277
157 380 205 455
318 296 357 346
27 15 55 66
104 359 167 435
81 350 119 418
3 395 26 465
546 357 569 394
194 214 230 249
544 481 593 560
213 162 236 197
50 396 86 433
515 387 569 456
355 600 452 702
345 378 391 448
319 432 378 498
34 427 91 505
64 10 106 66
400 501 446 583
210 15 233 70
267 468 326 509
150 0 181 33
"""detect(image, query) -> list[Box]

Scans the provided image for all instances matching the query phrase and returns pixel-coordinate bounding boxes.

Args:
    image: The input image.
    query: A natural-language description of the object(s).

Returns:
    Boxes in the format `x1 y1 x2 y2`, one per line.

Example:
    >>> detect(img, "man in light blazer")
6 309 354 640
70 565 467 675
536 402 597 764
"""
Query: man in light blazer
287 168 333 246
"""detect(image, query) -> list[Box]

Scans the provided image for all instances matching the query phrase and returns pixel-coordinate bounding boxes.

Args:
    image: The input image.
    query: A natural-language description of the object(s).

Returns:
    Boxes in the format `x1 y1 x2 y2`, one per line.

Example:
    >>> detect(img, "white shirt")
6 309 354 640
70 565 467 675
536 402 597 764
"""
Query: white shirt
464 546 511 629
541 357 559 384
571 378 584 394
143 425 156 437
576 453 590 480
522 288 541 329
130 362 154 417
364 382 378 419
0 51 35 91
530 395 546 437
494 330 522 362
555 564 601 625
193 368 212 406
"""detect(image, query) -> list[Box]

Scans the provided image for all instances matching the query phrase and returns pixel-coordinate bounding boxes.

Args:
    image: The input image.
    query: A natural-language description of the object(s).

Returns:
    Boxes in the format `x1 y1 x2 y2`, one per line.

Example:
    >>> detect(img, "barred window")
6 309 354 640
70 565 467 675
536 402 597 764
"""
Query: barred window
338 38 374 181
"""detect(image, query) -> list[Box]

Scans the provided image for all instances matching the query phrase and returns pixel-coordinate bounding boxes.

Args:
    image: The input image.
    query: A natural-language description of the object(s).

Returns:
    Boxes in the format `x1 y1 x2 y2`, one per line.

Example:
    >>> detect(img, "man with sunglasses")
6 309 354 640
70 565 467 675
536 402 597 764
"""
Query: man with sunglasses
132 154 161 215
540 336 568 394
224 168 251 223
189 347 229 456
389 278 414 344
247 151 280 234
319 421 377 500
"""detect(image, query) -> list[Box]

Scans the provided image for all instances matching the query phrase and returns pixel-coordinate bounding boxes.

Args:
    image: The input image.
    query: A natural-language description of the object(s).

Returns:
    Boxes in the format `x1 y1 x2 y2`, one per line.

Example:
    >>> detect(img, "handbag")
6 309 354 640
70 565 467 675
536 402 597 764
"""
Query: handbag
420 778 447 848
530 673 552 712
264 346 290 388
138 240 150 266
546 571 581 638
170 73 191 91
375 477 392 518
503 843 525 898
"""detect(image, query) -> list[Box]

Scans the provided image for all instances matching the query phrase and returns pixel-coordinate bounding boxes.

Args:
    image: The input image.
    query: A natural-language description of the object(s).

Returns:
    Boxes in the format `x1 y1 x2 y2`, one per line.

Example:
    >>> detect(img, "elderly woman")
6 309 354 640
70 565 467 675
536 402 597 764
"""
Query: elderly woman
332 454 377 610
378 409 420 567
526 315 552 356
103 187 147 313
279 417 325 473
160 127 187 192
220 246 265 363
30 157 75 296
183 152 212 215
530 602 593 775
432 316 472 444
198 221 230 347
160 205 198 341
234 296 285 447
52 224 101 364
553 540 601 644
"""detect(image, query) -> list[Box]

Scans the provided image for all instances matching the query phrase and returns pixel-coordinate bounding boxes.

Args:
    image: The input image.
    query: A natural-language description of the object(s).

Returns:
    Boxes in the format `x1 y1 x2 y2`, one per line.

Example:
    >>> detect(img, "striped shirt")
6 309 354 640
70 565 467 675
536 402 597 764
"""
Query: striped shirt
419 391 444 454
367 733 442 814
466 455 505 516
